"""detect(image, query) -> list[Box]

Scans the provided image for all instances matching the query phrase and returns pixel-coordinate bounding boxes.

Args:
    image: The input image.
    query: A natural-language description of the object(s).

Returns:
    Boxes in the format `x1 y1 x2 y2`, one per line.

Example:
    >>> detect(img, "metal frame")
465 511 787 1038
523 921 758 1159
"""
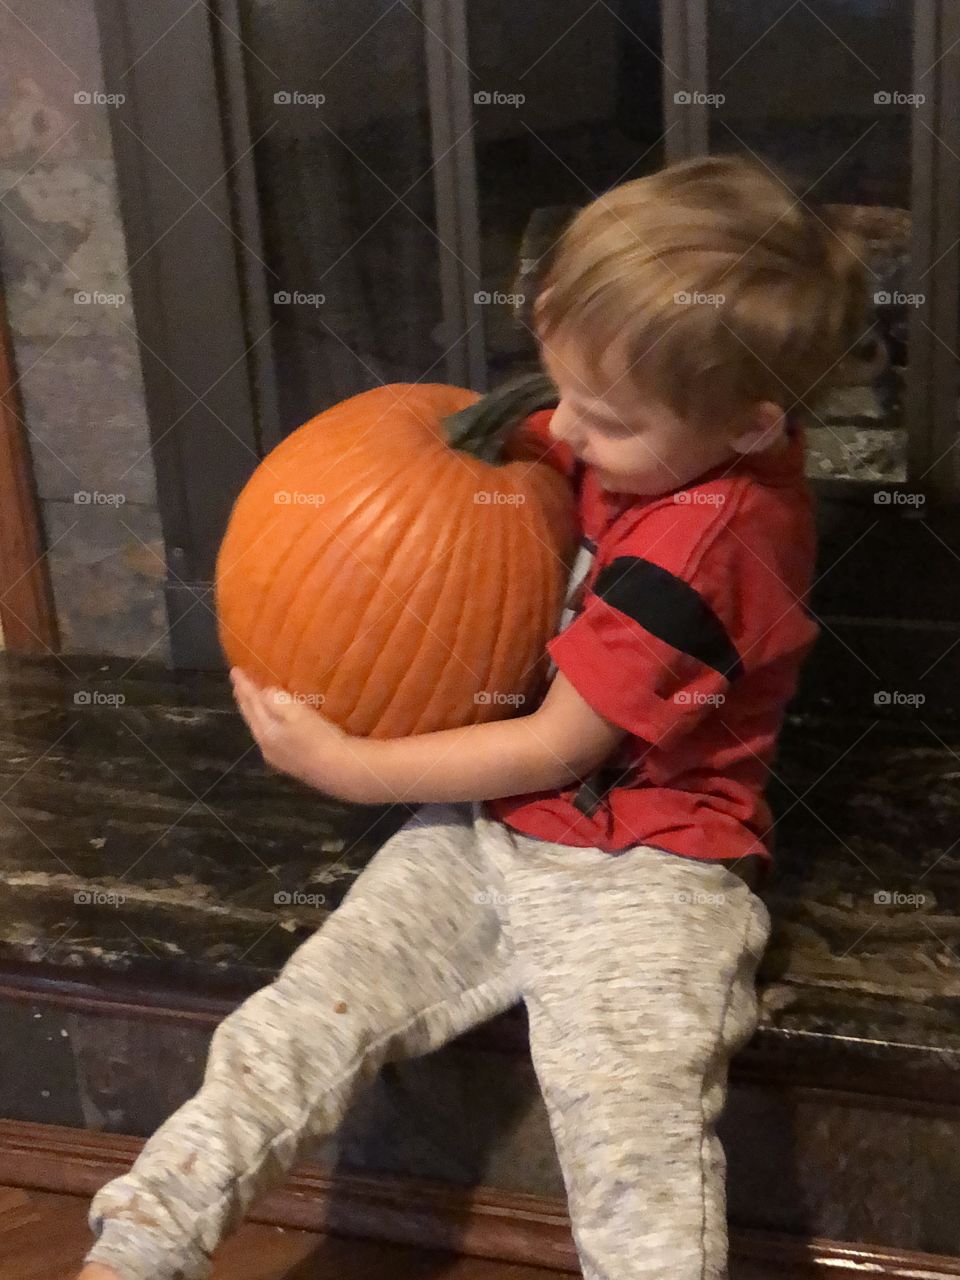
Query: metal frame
215 0 283 457
94 0 264 667
661 0 709 161
424 0 488 393
909 0 960 503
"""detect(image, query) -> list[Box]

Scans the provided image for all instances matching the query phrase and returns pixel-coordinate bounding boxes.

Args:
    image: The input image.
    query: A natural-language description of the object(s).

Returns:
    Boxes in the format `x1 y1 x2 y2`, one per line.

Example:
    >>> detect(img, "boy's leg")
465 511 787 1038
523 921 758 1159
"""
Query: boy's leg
477 810 771 1280
84 802 521 1280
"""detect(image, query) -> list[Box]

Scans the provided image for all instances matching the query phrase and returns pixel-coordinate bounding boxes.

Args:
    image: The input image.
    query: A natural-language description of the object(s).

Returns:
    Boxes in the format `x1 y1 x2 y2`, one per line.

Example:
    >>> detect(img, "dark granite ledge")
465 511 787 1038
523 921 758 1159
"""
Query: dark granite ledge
0 651 412 991
3 651 960 1089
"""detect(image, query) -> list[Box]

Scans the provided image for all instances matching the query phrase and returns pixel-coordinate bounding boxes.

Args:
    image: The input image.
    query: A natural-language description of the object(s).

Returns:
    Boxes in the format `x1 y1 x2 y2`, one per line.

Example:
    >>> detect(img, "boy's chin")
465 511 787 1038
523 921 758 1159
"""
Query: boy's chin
594 468 647 494
594 465 698 498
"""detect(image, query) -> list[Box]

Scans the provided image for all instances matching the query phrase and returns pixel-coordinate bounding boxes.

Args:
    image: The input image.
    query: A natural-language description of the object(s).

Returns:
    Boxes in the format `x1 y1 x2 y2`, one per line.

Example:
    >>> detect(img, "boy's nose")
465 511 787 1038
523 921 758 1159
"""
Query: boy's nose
548 403 583 451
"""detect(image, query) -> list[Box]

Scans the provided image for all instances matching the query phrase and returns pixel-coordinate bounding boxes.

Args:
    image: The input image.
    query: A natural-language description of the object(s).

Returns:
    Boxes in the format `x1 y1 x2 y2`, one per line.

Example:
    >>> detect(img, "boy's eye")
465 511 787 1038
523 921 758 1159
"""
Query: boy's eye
575 406 618 428
592 415 634 433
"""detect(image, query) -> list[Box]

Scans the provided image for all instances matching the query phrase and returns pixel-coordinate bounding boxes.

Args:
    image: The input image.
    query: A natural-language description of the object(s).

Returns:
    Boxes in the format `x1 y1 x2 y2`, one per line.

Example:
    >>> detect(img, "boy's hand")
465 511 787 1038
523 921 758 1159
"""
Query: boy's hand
75 1267 123 1280
230 667 356 796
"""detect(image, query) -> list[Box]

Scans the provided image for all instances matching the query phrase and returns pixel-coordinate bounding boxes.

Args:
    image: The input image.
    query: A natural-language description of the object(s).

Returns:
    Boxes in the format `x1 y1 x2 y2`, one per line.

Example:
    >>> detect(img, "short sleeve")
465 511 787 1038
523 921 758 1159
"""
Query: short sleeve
547 553 743 749
545 478 822 751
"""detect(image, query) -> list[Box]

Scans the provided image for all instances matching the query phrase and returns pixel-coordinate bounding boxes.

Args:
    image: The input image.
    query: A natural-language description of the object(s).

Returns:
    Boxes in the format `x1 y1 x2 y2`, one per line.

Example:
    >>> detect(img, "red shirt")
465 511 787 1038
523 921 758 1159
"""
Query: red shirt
487 407 820 875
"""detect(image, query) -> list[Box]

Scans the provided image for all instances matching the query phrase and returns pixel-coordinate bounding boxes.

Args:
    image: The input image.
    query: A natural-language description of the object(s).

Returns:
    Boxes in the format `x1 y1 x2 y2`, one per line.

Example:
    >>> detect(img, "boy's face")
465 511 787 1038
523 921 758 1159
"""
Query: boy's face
540 330 777 497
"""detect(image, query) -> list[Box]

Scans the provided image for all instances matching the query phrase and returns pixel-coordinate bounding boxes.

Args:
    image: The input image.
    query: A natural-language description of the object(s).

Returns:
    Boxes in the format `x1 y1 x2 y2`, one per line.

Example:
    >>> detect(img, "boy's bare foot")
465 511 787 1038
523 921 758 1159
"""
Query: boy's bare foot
75 1266 124 1280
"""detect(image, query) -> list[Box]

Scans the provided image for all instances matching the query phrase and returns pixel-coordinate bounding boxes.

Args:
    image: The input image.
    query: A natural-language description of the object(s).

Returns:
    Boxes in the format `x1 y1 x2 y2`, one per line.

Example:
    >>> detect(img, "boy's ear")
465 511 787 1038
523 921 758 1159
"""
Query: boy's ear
532 286 554 334
728 401 788 454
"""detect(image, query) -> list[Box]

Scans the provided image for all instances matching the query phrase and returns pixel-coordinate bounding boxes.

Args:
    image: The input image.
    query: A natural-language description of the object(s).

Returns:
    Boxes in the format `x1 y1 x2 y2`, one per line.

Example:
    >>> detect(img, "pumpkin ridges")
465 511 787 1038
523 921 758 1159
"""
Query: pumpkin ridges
281 442 458 721
393 471 503 734
404 461 548 734
289 443 474 734
331 449 469 734
227 510 320 689
216 432 360 684
496 473 574 709
275 384 477 467
343 452 491 737
523 491 565 696
535 524 566 692
536 501 575 680
504 506 542 711
425 512 494 729
454 465 557 726
237 384 471 562
468 476 522 726
216 503 317 689
502 455 576 543
250 429 434 686
506 456 580 579
327 447 572 734
220 449 575 734
216 382 578 738
500 504 539 711
372 501 480 737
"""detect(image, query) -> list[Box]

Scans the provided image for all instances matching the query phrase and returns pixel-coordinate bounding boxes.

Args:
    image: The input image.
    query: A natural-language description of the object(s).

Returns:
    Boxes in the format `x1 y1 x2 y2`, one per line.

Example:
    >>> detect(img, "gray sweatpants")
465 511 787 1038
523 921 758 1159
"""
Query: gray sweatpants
84 800 771 1280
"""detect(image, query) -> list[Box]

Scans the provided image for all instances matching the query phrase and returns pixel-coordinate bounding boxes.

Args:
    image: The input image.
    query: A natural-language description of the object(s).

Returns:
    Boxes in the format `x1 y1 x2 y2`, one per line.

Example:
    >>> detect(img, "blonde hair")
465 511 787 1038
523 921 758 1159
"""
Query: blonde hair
534 153 869 433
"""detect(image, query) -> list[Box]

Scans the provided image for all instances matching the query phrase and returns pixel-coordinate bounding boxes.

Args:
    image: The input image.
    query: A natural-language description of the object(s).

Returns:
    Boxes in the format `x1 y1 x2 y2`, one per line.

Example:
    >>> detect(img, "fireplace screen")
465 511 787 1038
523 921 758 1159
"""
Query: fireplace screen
224 0 950 492
91 0 960 664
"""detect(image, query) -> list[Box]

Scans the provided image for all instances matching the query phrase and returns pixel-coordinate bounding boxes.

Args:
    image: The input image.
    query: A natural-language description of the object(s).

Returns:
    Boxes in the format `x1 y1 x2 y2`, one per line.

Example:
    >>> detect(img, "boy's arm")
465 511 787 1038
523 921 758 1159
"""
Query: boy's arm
333 670 627 805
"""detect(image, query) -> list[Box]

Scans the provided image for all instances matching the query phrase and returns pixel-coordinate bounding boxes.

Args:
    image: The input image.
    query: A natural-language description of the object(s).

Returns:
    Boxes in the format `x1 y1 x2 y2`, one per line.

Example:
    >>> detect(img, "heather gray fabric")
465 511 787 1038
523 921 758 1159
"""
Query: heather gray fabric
85 799 771 1280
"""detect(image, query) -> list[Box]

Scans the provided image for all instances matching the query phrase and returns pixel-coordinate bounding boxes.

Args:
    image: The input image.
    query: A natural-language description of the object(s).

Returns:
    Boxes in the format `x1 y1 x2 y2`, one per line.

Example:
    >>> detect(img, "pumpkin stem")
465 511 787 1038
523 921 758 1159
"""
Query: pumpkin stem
442 371 560 464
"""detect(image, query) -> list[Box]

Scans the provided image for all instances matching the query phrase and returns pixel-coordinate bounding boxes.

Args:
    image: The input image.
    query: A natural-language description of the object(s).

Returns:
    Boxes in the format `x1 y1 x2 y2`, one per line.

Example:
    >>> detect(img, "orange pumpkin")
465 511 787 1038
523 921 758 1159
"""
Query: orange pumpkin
214 374 577 738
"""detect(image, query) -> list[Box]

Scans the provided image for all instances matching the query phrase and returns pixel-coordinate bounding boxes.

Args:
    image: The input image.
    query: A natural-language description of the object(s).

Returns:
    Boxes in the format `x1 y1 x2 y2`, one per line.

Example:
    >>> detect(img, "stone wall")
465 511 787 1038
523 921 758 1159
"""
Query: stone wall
0 0 169 661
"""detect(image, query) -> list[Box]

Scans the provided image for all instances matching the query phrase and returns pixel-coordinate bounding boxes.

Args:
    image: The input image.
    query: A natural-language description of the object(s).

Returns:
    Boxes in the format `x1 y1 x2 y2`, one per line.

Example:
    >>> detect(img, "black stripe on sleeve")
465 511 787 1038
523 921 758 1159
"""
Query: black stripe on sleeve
590 556 744 680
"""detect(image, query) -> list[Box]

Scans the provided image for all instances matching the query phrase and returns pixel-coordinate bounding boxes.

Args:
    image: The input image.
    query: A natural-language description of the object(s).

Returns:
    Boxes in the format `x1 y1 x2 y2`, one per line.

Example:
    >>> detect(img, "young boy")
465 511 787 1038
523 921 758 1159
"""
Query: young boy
76 153 866 1280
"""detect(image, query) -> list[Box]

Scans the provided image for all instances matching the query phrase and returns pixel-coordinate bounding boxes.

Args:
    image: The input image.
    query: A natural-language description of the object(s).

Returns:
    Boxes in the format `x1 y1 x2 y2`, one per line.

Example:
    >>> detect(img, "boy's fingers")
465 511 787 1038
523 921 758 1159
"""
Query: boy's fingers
260 686 283 713
229 667 249 708
232 668 266 717
232 677 266 737
235 677 291 723
230 670 288 746
263 688 296 720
